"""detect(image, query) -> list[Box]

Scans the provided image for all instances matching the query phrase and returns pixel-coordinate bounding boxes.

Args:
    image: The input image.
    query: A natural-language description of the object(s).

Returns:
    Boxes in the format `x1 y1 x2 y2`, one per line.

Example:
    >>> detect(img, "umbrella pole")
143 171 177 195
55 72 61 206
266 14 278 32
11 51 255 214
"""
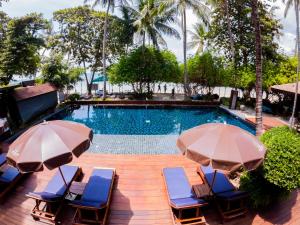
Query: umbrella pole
59 167 68 188
209 170 217 195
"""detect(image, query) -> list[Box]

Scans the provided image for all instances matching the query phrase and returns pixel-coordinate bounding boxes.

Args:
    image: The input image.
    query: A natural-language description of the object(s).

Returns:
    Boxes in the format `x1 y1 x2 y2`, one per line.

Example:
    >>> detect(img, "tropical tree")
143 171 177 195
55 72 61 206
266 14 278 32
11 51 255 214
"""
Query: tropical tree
187 22 207 54
84 0 128 99
251 0 263 136
126 0 180 48
187 51 226 94
119 5 136 53
161 0 209 98
209 0 281 67
53 6 130 95
109 46 180 95
0 11 9 50
41 53 83 90
284 0 300 128
209 0 235 70
0 13 48 85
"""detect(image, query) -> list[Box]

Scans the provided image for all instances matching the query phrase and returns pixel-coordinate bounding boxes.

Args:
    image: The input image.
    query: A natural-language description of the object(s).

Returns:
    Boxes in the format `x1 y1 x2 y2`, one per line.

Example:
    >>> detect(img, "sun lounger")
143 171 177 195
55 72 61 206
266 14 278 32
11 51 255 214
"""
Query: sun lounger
0 165 23 201
162 167 208 225
198 165 248 222
0 153 6 167
70 168 116 225
26 165 82 224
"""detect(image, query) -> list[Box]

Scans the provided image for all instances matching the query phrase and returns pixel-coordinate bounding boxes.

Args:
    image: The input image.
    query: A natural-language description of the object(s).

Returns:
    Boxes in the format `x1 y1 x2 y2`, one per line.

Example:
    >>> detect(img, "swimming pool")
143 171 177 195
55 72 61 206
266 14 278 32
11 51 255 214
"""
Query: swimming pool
55 106 255 154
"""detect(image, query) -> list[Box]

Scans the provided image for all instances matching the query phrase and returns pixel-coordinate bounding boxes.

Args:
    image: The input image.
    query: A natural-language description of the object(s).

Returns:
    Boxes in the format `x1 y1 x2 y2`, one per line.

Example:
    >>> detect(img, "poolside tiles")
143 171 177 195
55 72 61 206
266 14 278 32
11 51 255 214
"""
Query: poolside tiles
89 134 180 154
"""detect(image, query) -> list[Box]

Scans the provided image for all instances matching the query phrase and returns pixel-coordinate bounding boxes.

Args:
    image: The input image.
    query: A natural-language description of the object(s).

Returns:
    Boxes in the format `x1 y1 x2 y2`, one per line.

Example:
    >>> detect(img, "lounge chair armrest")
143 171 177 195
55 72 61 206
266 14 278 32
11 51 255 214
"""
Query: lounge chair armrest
26 191 62 203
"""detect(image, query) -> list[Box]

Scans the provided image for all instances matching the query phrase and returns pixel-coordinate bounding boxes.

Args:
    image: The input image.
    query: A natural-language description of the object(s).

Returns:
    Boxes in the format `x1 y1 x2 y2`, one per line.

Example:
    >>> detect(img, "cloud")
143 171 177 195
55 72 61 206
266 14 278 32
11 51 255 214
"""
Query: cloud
1 0 298 61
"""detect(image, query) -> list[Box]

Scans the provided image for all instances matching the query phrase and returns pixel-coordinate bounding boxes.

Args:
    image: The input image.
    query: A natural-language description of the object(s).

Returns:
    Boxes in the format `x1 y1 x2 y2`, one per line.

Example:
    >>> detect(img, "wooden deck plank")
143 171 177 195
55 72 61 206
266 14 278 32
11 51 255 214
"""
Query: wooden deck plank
0 153 298 225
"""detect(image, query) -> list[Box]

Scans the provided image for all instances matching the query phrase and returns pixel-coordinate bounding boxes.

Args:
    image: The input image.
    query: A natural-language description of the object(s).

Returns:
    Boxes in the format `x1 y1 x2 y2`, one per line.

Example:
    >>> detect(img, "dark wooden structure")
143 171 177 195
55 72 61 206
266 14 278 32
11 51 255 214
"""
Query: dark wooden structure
10 83 58 125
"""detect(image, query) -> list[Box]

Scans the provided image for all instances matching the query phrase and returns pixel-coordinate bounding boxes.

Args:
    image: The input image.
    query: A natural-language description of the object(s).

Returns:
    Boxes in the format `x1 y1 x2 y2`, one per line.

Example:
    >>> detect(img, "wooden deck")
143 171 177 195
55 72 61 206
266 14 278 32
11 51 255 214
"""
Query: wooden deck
246 116 288 131
0 153 299 225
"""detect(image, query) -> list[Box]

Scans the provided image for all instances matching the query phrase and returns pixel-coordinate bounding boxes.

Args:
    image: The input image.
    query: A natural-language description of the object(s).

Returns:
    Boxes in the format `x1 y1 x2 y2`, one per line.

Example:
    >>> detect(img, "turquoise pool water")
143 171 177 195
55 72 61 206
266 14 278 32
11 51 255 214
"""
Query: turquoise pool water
55 106 255 154
61 106 255 135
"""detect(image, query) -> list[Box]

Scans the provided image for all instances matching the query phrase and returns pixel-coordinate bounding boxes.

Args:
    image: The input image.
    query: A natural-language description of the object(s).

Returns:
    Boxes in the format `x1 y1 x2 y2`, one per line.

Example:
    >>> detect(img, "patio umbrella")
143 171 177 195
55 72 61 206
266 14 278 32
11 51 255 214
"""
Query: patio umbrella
6 120 93 186
177 123 266 189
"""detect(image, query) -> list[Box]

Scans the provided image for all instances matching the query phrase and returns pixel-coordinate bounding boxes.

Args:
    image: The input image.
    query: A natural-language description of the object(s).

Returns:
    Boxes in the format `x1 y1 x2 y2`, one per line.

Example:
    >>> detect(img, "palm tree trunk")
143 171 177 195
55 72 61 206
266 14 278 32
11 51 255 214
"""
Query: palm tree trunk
290 1 300 128
224 0 236 87
251 0 263 136
182 9 189 99
102 1 111 100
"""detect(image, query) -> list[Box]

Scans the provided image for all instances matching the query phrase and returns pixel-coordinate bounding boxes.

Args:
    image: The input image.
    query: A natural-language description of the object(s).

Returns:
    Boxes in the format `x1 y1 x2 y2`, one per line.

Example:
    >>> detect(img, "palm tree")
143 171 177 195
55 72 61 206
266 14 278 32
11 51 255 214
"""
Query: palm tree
187 22 207 54
84 0 127 99
251 0 263 136
284 0 300 128
126 0 180 48
161 0 209 98
209 0 236 87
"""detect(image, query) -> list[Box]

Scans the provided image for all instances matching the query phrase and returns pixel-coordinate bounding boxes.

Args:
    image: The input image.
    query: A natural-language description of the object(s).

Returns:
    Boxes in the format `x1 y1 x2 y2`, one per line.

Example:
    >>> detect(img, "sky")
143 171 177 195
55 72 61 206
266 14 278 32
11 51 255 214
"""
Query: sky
1 0 297 62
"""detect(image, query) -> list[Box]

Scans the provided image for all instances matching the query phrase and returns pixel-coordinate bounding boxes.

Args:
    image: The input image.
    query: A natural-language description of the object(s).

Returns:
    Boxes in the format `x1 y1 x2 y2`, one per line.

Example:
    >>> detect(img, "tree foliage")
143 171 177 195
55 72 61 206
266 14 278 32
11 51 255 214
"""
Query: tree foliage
41 54 83 90
240 126 300 208
53 6 133 94
109 46 180 94
234 56 297 93
186 51 227 93
0 13 48 85
126 0 180 48
209 0 282 67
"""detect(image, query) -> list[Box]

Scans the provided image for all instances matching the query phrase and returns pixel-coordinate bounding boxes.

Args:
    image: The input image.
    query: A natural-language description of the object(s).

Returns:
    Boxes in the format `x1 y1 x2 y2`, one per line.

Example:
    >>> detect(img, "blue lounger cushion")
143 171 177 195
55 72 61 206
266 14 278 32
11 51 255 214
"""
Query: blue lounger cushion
0 166 20 183
71 168 114 209
171 197 207 208
200 165 248 199
0 153 6 166
27 165 79 201
163 167 206 208
200 165 235 194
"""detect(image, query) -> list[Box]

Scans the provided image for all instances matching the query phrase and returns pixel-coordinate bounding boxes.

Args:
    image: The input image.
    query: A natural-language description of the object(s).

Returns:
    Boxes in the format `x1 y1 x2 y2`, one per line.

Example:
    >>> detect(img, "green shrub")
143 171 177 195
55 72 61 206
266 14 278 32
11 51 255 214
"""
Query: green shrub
68 93 80 102
240 126 300 209
261 126 300 190
240 169 289 209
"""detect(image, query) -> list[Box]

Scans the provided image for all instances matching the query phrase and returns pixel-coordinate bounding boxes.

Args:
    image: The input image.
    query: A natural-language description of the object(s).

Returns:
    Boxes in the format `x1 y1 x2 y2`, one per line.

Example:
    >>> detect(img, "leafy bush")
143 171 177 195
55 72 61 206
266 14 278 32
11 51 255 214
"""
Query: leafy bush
261 126 300 190
240 126 300 209
68 93 80 102
240 169 289 209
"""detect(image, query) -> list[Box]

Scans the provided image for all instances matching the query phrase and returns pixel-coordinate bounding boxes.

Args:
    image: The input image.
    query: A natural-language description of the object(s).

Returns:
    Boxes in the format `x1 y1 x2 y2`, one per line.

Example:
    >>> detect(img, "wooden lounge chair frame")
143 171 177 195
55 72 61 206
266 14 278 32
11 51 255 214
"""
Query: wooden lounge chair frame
197 167 248 222
26 167 83 225
70 167 116 225
162 167 208 225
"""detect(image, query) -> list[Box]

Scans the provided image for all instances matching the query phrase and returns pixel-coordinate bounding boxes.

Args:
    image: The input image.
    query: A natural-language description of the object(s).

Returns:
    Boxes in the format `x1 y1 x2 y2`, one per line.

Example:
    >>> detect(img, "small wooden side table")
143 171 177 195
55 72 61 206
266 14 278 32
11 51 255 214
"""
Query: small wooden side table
192 183 211 199
69 181 87 195
66 181 87 201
